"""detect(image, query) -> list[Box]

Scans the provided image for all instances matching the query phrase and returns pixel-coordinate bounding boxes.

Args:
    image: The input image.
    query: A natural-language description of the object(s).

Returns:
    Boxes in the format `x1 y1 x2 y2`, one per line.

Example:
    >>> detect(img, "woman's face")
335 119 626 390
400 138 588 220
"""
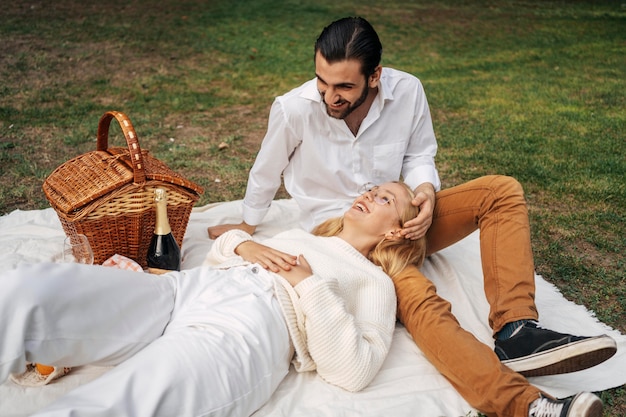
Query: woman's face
345 182 411 235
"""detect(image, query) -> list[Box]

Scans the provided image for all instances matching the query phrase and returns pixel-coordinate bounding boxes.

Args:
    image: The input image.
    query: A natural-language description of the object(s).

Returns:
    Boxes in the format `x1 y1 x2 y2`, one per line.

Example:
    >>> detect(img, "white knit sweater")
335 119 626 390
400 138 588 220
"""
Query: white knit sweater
205 229 396 392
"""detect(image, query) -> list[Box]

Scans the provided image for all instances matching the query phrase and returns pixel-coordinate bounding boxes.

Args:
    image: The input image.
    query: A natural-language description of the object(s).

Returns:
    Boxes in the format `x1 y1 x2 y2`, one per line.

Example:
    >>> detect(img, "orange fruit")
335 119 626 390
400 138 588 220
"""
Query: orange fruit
35 363 55 376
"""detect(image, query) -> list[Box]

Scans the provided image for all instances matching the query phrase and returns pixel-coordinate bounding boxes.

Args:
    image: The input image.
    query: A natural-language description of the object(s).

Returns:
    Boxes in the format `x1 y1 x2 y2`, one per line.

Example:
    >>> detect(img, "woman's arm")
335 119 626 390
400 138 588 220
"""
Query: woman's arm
236 241 298 273
205 229 254 265
295 272 396 392
207 230 299 272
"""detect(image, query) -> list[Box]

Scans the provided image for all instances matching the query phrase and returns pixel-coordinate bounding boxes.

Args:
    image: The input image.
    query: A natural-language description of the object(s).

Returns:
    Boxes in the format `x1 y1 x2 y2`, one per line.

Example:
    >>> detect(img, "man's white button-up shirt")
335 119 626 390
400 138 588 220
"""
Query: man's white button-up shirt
242 67 440 231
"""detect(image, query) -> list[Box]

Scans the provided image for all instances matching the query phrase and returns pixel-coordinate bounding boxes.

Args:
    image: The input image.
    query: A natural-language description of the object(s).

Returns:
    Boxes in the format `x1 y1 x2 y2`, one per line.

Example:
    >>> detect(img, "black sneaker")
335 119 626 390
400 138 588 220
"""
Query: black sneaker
495 321 617 377
529 393 602 417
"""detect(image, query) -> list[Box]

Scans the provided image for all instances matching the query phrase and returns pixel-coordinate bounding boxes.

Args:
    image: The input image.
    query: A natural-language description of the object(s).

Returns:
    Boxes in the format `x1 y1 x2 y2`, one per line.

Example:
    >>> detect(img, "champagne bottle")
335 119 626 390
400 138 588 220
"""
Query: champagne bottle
147 188 181 274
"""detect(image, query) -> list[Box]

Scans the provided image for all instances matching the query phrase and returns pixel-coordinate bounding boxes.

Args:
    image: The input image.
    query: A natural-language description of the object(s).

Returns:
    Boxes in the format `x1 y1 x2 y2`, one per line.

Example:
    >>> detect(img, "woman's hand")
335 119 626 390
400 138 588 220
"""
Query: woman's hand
275 255 313 287
400 182 436 240
235 241 298 272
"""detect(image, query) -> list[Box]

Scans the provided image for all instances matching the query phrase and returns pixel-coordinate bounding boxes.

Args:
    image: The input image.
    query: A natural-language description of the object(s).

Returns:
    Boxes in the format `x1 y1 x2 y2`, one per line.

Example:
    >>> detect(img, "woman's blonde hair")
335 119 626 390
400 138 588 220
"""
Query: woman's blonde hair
311 182 426 280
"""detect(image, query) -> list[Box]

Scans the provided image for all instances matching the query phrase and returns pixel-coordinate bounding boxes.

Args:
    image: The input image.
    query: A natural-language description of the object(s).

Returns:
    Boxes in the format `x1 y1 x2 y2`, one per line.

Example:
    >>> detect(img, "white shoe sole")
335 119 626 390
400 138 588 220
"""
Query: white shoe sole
502 335 617 377
566 392 603 417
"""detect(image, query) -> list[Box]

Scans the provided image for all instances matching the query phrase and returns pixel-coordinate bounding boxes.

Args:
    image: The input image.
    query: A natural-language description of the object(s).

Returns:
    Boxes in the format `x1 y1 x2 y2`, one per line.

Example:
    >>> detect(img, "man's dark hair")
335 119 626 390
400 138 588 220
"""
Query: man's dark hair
314 17 383 77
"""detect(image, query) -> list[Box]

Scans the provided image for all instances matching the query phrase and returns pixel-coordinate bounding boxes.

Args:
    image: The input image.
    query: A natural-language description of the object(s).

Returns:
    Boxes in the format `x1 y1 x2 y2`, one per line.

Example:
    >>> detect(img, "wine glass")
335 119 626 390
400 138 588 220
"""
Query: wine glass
62 234 94 264
35 234 92 377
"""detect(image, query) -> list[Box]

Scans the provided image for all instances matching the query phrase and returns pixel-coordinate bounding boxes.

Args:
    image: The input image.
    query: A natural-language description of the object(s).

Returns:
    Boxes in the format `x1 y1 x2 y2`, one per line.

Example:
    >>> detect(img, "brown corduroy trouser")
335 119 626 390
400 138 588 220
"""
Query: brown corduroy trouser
394 175 542 417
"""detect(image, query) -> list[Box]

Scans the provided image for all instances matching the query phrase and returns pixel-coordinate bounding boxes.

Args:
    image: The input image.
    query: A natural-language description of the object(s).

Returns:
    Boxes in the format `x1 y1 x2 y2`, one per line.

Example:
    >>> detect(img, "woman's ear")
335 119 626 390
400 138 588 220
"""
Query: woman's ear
384 228 404 241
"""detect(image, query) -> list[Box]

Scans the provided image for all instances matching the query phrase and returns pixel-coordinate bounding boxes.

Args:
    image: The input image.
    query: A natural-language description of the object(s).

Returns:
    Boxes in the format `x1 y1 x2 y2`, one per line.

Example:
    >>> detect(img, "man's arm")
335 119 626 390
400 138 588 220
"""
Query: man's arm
400 182 436 240
208 99 301 239
398 78 439 240
207 221 256 240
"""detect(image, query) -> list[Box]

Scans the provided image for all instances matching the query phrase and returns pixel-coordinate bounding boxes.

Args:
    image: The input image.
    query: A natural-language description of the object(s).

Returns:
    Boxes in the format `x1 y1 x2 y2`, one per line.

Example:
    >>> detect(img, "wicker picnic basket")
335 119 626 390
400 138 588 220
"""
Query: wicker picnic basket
43 110 203 267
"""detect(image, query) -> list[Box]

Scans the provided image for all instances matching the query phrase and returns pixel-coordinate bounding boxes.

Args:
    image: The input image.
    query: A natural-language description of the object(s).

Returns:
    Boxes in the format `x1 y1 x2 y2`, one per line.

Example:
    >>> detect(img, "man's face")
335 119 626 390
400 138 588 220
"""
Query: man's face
315 51 370 120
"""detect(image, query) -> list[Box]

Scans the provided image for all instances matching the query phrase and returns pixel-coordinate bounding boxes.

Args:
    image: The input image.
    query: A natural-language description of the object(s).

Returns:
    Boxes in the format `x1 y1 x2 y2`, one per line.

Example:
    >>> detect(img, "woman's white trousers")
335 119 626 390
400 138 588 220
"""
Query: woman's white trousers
0 262 291 417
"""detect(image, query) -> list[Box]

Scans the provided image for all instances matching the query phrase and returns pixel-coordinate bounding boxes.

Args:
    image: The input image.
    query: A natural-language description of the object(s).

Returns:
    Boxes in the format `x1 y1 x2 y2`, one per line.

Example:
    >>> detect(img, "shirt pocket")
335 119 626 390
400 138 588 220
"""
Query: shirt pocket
373 142 406 177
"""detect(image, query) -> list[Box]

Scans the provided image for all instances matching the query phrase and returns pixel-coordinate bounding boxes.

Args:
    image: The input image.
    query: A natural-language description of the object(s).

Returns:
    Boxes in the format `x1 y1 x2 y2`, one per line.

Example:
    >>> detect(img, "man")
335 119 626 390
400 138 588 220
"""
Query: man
208 17 616 417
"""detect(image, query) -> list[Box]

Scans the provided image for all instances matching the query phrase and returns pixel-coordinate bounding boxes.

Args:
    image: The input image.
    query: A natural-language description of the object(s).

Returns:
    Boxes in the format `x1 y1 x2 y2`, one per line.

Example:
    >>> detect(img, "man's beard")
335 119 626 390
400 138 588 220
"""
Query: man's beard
323 84 369 120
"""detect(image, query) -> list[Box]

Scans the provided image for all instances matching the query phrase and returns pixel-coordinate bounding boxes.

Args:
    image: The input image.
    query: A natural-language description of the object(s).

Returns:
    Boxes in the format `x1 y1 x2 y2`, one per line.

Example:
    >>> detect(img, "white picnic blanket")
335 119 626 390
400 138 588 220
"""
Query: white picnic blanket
1 200 625 417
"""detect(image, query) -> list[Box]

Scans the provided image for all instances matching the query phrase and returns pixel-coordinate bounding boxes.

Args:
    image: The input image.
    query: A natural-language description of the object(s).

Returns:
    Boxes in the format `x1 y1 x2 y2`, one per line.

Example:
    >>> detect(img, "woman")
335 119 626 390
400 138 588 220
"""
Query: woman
0 181 424 417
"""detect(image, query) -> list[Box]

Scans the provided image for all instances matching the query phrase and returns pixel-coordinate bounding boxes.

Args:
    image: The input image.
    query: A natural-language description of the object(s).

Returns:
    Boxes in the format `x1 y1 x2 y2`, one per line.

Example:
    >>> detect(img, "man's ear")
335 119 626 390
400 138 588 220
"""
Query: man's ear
368 65 382 88
384 228 404 241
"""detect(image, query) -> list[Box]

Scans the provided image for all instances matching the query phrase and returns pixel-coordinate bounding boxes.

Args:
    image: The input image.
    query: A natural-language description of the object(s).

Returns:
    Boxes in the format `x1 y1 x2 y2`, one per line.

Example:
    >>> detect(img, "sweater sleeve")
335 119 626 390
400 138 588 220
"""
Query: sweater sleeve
205 229 253 265
294 269 396 392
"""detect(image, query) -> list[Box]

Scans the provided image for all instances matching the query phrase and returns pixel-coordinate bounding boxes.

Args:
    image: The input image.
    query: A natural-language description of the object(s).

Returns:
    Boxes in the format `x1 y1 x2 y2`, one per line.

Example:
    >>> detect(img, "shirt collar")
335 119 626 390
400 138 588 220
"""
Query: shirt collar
301 78 322 101
377 68 394 105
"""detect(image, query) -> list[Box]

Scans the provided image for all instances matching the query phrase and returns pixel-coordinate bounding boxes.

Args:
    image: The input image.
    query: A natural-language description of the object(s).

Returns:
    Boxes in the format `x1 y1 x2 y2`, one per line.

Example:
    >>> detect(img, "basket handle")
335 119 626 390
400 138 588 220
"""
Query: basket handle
96 110 146 185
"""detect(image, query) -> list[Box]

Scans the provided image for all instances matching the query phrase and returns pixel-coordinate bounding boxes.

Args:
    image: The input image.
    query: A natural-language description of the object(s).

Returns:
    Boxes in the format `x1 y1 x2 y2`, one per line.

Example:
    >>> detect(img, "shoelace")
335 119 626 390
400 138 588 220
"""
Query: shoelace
529 397 564 417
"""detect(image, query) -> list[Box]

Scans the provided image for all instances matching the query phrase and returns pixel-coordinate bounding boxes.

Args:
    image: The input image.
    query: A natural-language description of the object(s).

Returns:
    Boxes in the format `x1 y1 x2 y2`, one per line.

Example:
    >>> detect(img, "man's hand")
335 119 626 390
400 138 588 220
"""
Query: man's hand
400 182 436 240
235 241 298 273
208 221 257 240
275 255 313 287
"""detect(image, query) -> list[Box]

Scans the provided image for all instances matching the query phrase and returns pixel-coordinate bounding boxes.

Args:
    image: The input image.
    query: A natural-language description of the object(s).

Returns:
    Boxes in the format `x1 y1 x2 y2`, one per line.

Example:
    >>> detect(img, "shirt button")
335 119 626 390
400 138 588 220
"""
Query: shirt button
251 266 259 273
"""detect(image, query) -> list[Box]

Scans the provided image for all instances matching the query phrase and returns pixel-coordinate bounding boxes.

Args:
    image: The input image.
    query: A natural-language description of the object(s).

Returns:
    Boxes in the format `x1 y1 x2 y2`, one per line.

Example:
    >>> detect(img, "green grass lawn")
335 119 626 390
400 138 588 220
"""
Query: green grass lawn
1 0 624 414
